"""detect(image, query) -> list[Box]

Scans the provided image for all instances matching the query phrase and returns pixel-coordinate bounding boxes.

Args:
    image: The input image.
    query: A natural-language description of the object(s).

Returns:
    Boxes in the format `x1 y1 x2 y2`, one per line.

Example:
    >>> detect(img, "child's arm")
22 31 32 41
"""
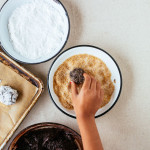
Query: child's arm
71 73 104 150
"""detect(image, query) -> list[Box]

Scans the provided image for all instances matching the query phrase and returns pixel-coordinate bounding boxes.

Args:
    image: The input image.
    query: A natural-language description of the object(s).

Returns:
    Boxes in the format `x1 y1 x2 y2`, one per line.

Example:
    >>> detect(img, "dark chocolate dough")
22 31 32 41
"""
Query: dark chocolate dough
70 68 84 84
14 128 79 150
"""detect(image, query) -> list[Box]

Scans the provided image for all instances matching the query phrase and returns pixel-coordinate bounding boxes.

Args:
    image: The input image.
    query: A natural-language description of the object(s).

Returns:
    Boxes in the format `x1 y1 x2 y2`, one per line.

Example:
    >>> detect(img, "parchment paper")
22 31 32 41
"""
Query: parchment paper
0 62 38 144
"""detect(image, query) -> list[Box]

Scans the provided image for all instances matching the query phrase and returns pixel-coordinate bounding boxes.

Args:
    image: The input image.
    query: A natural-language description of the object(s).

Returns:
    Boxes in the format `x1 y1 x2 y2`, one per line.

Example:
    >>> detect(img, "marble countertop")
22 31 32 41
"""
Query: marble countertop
1 0 150 149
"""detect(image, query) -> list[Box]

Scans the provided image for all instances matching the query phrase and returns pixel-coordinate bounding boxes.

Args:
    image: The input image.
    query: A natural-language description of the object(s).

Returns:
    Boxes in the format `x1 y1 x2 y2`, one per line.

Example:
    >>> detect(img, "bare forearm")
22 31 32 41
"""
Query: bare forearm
77 116 103 150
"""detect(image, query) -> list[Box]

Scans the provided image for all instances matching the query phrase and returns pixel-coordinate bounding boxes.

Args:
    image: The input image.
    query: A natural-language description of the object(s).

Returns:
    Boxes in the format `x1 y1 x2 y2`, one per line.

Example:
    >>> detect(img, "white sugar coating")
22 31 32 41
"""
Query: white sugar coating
0 86 18 105
8 0 69 59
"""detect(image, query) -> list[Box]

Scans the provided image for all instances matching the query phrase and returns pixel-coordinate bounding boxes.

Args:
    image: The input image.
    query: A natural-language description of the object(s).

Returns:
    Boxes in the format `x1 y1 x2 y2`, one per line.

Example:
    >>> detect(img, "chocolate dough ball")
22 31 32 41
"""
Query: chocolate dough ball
0 86 18 105
70 68 85 84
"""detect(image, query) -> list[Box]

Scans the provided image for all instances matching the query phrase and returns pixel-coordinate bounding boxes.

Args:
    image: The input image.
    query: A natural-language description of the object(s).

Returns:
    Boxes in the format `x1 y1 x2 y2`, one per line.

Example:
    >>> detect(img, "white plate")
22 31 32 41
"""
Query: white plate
48 45 122 118
0 0 70 64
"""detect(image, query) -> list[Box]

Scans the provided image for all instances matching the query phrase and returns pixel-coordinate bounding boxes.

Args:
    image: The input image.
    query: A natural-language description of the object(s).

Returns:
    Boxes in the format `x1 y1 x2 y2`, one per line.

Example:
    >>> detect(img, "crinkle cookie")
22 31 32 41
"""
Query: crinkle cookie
0 86 18 105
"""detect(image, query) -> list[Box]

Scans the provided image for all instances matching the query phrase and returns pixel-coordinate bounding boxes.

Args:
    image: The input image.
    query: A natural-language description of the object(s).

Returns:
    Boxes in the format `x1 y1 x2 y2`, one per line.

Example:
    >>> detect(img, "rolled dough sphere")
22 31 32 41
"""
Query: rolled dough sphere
0 86 18 105
70 68 85 84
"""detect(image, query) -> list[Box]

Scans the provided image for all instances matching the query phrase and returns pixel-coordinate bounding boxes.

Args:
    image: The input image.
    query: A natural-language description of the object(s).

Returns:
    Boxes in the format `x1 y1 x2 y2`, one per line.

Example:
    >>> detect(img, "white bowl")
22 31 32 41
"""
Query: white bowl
48 45 122 118
0 0 70 64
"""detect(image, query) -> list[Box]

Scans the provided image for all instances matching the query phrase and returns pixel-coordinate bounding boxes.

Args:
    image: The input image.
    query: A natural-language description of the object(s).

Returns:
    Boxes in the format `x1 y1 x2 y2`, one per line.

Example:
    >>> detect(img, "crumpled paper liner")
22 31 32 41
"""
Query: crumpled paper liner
0 62 38 145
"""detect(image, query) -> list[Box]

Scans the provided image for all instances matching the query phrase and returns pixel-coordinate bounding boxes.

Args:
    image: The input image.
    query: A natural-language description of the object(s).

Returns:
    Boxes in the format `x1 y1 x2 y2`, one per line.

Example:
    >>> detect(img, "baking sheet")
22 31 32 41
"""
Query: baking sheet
0 52 43 149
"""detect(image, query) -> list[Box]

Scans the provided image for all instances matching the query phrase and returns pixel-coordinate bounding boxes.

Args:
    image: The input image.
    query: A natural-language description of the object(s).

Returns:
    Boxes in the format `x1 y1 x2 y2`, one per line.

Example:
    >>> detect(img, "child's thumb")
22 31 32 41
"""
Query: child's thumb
71 81 78 97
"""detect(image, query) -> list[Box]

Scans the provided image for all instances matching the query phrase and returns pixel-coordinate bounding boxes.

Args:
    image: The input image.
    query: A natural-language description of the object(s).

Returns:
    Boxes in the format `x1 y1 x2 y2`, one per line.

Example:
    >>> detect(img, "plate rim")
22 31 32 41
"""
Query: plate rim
47 45 123 119
0 0 70 64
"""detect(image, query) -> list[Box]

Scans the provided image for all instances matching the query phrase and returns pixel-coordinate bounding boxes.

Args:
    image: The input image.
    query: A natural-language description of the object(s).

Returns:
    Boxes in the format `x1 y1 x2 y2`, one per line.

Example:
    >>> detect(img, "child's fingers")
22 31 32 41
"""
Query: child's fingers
90 77 96 90
71 81 78 98
82 73 91 89
96 81 101 92
100 89 104 102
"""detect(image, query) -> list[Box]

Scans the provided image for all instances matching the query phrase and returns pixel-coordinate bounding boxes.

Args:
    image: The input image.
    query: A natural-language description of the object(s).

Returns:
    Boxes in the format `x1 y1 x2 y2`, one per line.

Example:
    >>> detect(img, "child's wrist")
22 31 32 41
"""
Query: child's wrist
77 116 95 127
76 113 95 122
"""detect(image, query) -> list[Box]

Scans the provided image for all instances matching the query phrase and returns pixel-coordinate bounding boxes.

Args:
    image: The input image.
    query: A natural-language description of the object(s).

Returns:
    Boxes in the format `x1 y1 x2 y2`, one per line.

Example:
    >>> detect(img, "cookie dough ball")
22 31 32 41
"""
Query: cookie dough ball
0 86 18 105
70 68 85 84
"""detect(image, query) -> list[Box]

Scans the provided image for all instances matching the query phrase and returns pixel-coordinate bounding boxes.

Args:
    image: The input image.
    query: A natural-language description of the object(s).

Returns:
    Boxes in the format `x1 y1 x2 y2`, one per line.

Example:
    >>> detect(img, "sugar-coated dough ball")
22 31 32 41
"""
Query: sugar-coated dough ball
0 86 18 105
70 68 85 84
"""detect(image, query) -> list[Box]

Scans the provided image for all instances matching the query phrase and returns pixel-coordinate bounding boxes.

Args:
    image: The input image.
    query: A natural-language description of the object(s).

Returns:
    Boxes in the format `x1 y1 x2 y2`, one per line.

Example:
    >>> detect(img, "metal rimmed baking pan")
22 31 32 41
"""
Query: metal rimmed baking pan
0 51 44 149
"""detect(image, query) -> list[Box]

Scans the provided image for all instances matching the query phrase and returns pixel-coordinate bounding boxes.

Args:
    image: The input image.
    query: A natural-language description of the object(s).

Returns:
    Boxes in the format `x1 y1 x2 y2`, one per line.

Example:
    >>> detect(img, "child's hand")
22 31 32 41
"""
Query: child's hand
71 73 104 119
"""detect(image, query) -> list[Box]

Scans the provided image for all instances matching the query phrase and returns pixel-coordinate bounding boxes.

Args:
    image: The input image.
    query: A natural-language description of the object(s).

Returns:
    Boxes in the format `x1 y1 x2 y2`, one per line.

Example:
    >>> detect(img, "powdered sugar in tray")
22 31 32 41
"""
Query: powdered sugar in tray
8 0 69 59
